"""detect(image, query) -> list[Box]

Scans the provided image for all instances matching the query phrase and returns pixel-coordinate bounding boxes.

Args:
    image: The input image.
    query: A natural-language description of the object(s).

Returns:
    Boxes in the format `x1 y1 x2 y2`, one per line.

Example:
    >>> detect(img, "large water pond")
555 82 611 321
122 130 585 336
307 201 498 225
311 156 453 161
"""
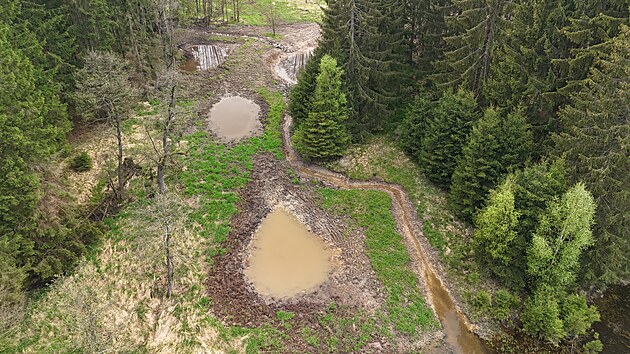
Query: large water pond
244 207 332 298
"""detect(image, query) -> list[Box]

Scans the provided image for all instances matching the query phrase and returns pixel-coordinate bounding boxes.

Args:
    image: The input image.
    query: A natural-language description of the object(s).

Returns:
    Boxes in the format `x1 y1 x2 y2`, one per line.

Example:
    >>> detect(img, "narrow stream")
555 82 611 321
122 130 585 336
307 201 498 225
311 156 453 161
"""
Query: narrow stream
280 114 489 354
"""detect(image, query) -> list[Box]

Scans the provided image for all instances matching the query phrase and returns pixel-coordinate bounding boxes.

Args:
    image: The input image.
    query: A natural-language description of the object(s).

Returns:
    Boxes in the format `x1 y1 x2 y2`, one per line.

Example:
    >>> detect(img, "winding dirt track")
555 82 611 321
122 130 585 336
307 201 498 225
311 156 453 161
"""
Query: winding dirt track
280 114 488 354
205 23 488 353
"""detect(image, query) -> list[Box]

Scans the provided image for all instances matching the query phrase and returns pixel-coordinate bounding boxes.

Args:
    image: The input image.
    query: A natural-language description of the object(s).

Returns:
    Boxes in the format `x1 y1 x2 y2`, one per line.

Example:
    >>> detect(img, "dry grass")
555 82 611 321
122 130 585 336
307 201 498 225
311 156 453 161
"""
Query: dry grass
12 196 244 353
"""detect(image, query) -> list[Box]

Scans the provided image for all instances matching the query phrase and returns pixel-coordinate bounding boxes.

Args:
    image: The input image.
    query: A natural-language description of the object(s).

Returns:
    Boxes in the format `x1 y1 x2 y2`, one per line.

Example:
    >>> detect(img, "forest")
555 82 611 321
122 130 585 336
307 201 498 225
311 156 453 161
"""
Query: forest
0 0 628 352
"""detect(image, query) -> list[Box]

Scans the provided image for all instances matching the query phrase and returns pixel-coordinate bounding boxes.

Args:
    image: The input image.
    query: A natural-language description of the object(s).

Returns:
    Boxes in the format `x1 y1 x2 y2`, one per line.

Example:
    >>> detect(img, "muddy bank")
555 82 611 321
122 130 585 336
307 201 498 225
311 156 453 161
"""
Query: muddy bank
181 44 236 71
280 114 490 354
206 153 389 350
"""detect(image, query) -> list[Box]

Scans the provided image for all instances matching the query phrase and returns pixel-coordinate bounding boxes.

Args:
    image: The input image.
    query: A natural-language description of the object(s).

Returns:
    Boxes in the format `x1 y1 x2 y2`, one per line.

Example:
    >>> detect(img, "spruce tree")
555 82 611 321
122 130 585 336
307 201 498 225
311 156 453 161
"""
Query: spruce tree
555 2 629 101
318 0 411 134
288 50 322 127
406 0 449 82
419 89 478 188
554 25 630 289
293 55 350 160
484 0 570 155
0 2 71 295
450 107 532 221
433 0 513 96
399 92 433 159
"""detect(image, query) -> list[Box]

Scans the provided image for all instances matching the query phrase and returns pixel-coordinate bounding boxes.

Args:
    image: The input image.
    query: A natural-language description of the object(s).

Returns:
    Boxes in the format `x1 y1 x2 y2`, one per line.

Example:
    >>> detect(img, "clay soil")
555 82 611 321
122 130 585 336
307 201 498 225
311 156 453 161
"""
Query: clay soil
206 153 390 352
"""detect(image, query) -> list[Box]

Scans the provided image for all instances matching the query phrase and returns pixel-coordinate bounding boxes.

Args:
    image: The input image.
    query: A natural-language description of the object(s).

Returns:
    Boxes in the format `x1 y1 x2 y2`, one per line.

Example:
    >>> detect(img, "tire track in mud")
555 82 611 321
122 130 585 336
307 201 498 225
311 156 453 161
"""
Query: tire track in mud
205 24 488 353
280 115 489 354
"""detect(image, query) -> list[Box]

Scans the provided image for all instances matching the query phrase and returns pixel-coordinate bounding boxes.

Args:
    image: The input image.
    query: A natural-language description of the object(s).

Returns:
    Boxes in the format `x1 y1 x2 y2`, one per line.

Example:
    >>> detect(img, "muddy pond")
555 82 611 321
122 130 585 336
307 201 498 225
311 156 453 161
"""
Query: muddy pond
181 44 231 71
244 207 332 298
208 96 262 143
275 49 314 83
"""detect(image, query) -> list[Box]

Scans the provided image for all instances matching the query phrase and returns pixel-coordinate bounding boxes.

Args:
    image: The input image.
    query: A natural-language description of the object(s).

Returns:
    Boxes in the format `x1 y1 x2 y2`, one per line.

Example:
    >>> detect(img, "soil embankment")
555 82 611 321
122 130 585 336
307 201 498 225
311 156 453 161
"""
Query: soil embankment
280 114 489 354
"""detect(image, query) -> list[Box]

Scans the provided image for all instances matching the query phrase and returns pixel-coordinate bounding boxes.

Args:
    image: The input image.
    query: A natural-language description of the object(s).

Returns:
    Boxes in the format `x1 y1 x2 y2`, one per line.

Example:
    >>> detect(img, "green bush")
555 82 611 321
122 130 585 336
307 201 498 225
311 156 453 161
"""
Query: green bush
70 151 93 172
492 289 518 321
470 290 492 315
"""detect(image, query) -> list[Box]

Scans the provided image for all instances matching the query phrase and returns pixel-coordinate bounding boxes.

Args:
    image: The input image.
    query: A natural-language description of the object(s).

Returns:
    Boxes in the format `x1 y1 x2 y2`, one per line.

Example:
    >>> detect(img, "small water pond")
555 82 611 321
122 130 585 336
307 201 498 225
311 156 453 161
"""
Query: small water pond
244 207 332 298
181 44 231 71
207 96 261 143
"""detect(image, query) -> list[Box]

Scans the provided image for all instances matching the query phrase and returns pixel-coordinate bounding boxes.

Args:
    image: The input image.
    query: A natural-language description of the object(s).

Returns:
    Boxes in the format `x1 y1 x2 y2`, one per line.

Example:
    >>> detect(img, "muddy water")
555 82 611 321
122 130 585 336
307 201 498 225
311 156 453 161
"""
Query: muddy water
181 45 231 71
244 207 332 298
275 49 314 84
208 96 261 143
280 114 489 354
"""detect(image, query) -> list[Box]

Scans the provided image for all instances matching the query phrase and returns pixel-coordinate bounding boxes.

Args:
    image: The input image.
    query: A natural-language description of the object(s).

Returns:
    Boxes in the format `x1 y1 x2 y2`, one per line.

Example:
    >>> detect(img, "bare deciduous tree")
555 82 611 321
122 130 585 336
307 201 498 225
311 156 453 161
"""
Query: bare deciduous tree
75 51 139 200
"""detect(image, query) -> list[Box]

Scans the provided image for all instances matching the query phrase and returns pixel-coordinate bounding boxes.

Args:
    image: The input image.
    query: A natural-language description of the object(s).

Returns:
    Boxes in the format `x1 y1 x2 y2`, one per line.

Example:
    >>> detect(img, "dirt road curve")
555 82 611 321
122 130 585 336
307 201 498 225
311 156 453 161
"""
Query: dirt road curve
205 22 489 353
280 113 488 354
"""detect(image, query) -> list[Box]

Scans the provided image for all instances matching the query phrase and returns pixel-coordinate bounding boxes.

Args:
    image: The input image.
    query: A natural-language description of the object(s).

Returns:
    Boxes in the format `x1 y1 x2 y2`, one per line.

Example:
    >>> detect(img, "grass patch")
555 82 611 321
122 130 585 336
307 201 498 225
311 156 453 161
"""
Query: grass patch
176 89 286 352
238 0 324 26
327 136 508 324
318 188 437 335
178 89 283 259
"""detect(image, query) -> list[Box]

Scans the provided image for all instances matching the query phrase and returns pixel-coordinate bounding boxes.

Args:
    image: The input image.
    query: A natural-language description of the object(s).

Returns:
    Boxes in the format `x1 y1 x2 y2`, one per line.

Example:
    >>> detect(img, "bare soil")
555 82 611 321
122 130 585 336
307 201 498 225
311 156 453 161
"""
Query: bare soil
206 154 392 352
206 154 386 341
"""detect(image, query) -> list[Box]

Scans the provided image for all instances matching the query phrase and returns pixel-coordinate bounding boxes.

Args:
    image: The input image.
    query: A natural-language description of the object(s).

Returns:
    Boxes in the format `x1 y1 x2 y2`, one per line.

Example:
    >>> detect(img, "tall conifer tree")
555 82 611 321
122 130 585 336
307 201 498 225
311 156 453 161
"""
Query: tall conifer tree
450 107 532 221
434 0 514 96
419 89 478 188
554 25 630 289
293 55 350 160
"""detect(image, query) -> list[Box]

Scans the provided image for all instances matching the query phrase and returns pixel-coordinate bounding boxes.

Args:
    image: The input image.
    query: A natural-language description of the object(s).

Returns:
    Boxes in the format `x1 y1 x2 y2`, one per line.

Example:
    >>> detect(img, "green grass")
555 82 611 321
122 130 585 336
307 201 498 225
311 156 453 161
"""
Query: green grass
178 90 283 257
176 89 287 352
327 137 475 264
327 137 514 325
319 188 437 335
238 0 324 26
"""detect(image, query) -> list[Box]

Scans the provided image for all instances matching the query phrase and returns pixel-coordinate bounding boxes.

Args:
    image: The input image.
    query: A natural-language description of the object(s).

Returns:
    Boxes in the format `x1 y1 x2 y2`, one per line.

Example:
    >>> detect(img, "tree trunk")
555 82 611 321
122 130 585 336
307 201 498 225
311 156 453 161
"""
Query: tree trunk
158 76 175 194
115 115 124 200
165 222 172 298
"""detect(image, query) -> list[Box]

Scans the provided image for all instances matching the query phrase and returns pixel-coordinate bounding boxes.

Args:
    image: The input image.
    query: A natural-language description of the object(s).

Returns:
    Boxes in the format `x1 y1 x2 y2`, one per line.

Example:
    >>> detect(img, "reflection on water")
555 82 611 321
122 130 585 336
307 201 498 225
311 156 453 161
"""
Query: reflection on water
244 207 332 298
181 45 231 71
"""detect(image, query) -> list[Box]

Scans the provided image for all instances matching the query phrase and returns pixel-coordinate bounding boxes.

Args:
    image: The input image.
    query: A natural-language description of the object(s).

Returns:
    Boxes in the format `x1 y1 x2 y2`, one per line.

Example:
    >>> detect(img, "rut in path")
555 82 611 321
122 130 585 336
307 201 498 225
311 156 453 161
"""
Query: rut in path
280 113 489 354
204 24 488 353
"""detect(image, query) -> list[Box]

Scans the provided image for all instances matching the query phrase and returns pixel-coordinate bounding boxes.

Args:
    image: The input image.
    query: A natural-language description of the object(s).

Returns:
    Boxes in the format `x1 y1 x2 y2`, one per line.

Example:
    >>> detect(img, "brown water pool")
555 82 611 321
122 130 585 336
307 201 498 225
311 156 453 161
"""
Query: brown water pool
208 96 262 143
244 207 332 298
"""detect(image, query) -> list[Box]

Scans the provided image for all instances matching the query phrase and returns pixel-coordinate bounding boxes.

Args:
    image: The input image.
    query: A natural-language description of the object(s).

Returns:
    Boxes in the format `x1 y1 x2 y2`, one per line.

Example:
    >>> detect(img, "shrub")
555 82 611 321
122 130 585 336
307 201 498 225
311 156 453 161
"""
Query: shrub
470 290 492 315
70 151 93 172
492 289 518 321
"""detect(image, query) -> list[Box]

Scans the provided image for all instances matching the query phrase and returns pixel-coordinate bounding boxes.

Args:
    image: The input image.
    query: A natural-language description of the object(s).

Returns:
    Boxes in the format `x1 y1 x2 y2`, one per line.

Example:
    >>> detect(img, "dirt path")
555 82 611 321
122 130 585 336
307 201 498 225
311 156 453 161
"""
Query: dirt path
205 23 489 353
281 115 488 354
